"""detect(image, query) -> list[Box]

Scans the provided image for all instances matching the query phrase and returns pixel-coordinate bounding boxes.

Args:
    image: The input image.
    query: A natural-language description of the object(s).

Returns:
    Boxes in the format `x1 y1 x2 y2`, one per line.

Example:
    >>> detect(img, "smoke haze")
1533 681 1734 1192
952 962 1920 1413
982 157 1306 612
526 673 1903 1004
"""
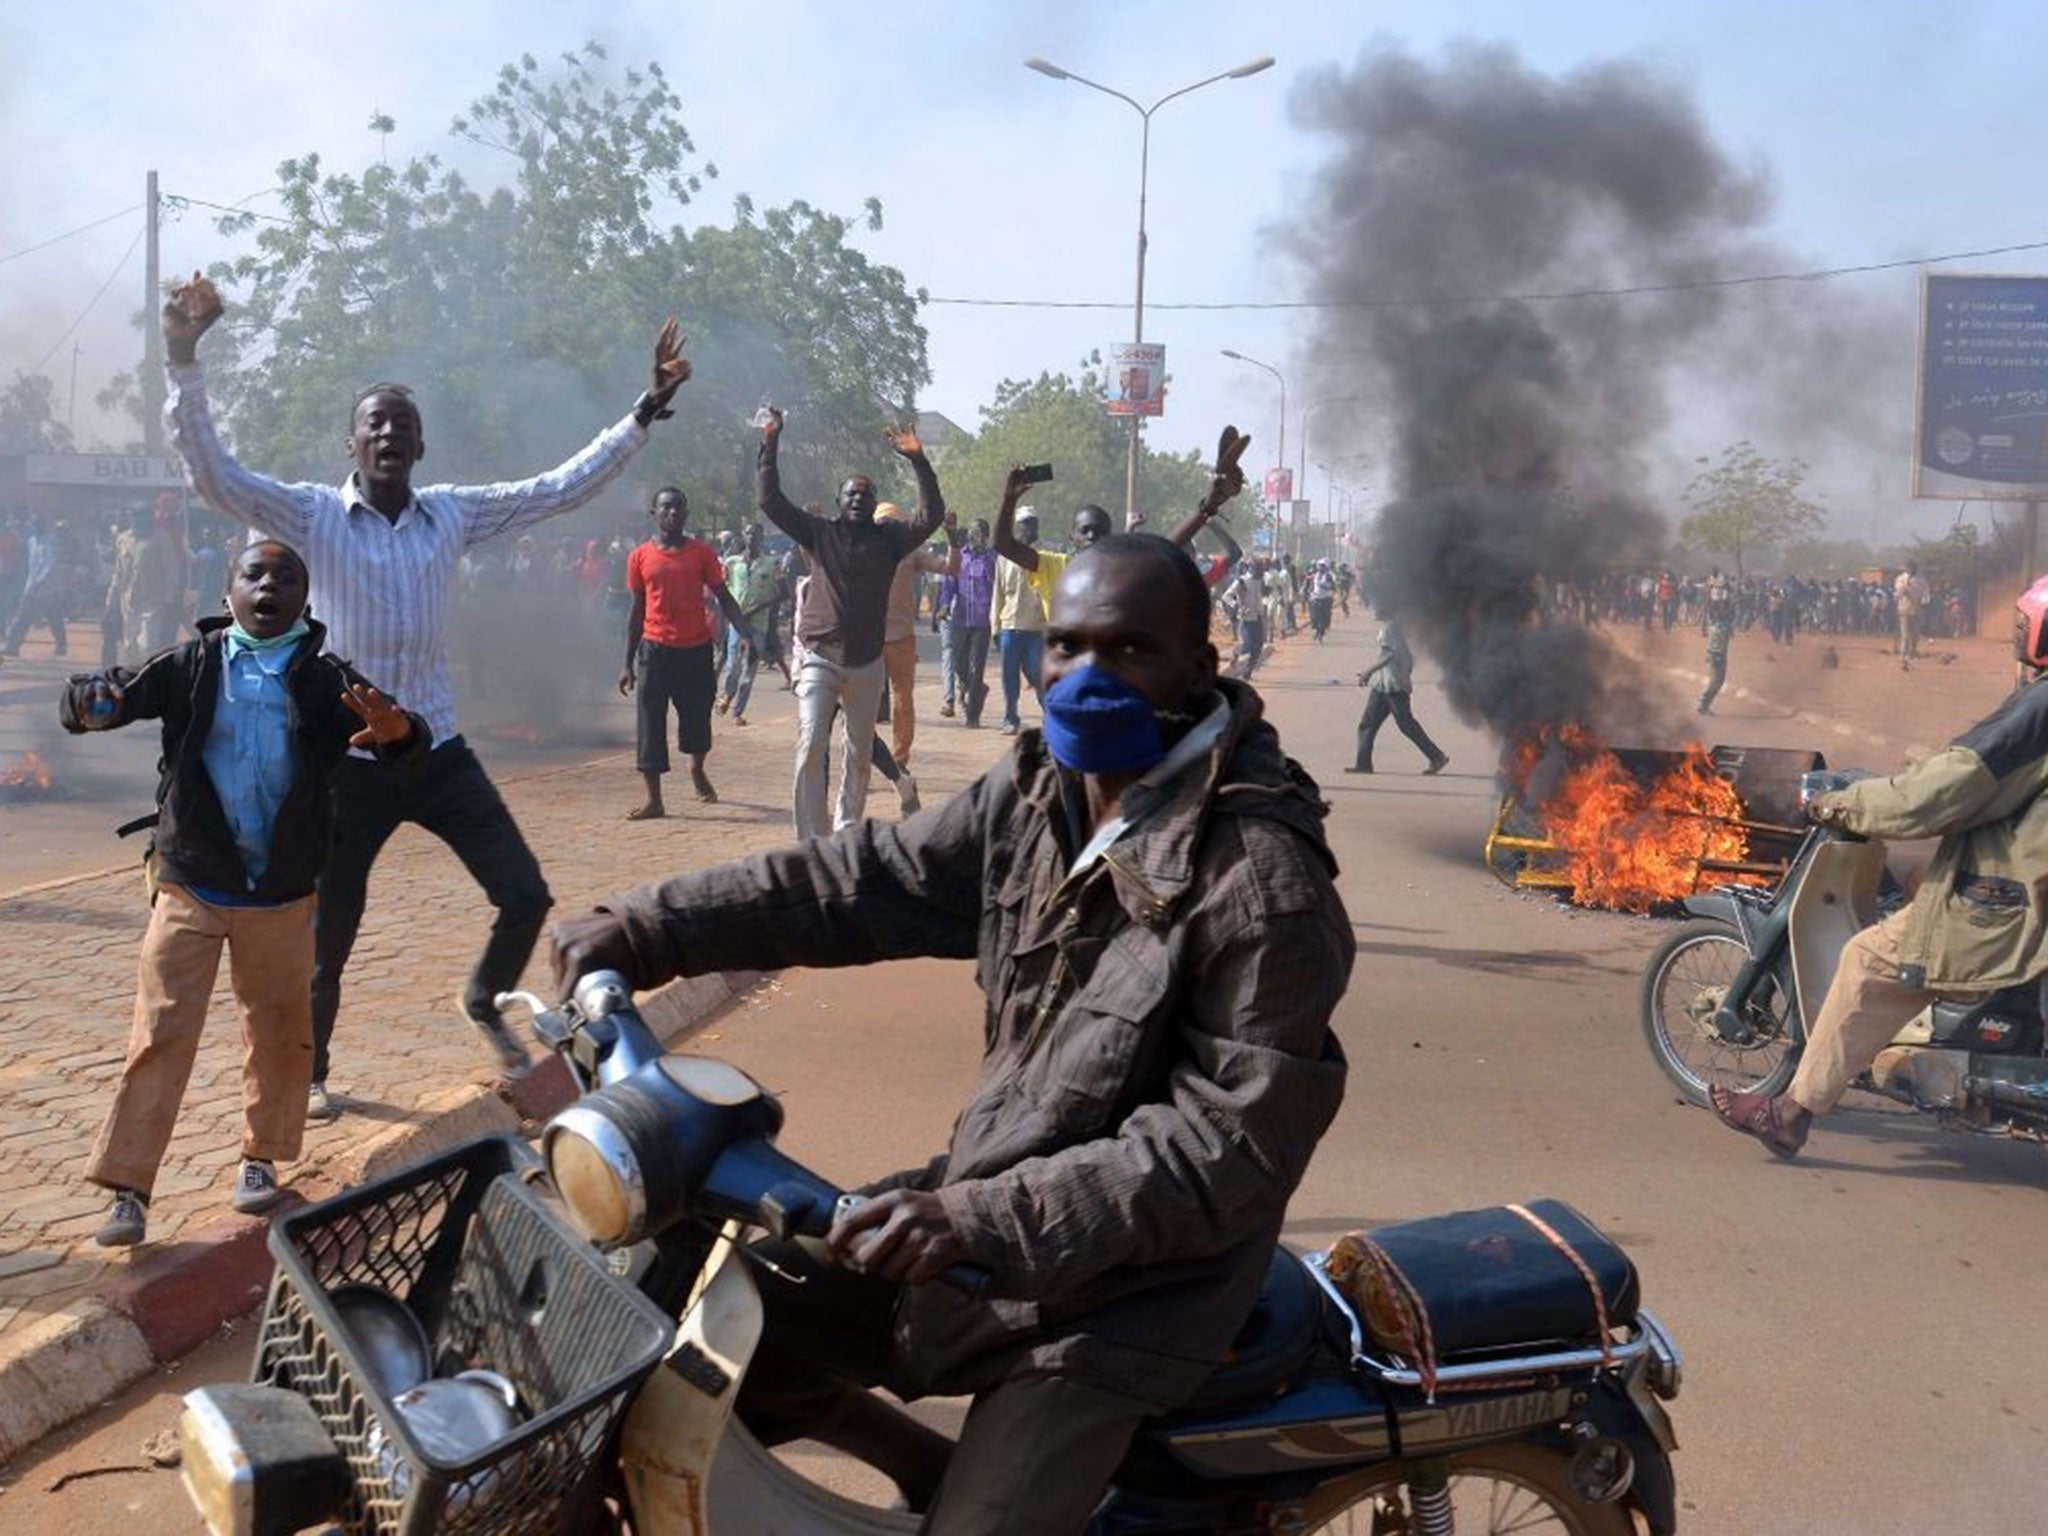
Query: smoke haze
1285 42 1797 744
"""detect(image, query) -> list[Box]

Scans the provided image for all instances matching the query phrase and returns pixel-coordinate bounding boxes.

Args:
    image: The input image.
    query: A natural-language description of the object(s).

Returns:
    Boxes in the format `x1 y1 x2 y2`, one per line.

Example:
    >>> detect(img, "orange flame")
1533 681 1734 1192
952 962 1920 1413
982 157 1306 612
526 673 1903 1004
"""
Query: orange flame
0 751 52 791
1508 726 1760 913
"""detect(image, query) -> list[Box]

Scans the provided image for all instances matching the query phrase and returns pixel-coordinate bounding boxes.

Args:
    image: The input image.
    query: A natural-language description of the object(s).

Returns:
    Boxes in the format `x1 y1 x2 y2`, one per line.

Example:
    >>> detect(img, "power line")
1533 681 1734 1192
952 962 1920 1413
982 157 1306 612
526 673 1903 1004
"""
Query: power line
925 236 2048 313
0 204 142 268
33 225 147 375
165 192 294 225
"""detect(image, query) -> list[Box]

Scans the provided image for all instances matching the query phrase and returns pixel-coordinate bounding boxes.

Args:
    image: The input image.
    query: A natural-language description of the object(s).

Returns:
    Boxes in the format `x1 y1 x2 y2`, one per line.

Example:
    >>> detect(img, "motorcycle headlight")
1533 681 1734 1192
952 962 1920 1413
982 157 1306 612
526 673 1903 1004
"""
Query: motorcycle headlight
544 1104 647 1246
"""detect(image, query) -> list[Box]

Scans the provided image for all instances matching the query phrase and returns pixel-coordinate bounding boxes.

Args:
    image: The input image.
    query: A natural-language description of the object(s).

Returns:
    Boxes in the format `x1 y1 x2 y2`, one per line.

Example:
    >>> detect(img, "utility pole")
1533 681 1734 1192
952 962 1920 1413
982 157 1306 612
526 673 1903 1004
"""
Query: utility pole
67 341 81 437
142 170 163 455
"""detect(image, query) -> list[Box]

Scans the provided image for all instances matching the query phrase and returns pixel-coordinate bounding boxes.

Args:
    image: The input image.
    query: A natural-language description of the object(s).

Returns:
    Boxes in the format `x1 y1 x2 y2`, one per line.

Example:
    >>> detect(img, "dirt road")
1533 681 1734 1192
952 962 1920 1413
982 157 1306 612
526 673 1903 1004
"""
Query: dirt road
8 612 2043 1534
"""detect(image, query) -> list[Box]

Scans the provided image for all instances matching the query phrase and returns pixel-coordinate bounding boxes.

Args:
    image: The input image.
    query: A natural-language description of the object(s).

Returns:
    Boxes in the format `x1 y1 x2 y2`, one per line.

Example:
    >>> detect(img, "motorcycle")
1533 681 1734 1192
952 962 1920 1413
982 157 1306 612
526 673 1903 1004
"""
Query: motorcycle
178 972 1683 1536
1642 769 2048 1137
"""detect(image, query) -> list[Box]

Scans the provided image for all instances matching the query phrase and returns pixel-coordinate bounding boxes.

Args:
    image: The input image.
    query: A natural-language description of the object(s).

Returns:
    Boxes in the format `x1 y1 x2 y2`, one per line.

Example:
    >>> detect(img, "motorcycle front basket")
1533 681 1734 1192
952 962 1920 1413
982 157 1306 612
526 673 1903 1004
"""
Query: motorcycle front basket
252 1135 672 1535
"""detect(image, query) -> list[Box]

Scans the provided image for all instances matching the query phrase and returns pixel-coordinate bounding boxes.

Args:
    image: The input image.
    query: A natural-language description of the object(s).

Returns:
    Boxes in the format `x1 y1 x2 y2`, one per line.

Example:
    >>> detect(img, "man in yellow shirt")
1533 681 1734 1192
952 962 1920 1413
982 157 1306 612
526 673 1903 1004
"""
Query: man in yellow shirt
992 468 1112 735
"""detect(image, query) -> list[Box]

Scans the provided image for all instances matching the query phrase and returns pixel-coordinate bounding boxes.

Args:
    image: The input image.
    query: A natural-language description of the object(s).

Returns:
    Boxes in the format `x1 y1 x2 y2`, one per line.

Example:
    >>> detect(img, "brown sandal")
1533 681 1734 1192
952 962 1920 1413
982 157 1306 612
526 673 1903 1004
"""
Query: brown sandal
1709 1085 1807 1159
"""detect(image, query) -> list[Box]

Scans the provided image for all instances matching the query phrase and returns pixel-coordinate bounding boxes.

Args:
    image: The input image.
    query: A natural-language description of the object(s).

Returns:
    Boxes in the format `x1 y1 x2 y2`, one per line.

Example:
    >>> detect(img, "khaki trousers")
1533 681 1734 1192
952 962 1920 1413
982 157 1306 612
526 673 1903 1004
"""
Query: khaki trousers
85 883 316 1197
1788 905 1937 1115
882 634 919 766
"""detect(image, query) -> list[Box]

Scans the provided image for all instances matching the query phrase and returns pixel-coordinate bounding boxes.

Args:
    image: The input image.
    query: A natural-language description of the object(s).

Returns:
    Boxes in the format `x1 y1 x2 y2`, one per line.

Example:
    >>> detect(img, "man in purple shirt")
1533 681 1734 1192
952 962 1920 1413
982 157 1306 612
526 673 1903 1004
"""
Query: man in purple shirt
949 519 996 728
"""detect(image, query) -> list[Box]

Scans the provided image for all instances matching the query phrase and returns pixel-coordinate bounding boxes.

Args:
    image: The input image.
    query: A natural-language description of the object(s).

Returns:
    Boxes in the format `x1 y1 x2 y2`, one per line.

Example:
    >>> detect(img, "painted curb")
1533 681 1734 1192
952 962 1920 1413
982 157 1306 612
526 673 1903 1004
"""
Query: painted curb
0 967 759 1470
0 1299 154 1464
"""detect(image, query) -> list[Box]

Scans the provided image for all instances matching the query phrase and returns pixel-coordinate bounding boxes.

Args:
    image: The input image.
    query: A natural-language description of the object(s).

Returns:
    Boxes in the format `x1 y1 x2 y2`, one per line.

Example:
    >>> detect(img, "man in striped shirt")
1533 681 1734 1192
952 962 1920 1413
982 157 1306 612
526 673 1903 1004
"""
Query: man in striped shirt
159 273 688 1115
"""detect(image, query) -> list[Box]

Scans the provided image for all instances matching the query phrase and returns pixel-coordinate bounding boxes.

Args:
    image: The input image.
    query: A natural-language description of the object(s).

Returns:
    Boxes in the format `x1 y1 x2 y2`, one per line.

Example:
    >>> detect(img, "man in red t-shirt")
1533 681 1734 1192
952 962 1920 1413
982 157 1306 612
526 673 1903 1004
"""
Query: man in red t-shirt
620 486 753 819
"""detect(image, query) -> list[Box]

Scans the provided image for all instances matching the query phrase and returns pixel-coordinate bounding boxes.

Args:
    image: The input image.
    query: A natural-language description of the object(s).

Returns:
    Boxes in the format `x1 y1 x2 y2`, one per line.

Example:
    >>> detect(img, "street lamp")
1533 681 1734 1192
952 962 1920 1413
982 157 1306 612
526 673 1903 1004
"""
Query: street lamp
1027 53 1275 527
1223 348 1287 556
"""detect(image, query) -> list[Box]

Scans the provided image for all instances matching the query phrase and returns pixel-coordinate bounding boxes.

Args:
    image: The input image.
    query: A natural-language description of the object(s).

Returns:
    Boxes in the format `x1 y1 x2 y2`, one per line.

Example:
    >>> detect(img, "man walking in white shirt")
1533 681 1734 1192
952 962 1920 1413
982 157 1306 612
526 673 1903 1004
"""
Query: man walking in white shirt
159 273 689 1117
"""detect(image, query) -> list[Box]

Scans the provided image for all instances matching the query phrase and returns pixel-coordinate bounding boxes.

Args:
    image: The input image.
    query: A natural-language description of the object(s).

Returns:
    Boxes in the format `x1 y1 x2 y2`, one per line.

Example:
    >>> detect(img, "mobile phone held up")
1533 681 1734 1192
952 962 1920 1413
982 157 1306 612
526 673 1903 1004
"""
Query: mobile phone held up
1019 462 1054 485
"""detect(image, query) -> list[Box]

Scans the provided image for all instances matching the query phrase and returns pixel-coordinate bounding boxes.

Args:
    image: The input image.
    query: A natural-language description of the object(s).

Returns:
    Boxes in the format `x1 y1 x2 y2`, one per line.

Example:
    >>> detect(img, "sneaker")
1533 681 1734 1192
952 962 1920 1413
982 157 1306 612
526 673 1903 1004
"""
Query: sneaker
896 771 922 817
939 702 956 718
1424 754 1450 777
466 999 535 1079
999 721 1020 736
307 1081 340 1122
95 1189 148 1247
231 1159 285 1215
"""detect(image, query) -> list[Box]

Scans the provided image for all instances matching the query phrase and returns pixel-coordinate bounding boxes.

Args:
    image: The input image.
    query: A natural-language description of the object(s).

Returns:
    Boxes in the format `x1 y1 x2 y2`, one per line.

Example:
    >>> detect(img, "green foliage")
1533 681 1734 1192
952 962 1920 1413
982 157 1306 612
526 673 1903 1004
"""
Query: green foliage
1678 441 1826 578
929 355 1213 543
1903 518 2006 591
188 44 928 529
0 371 75 455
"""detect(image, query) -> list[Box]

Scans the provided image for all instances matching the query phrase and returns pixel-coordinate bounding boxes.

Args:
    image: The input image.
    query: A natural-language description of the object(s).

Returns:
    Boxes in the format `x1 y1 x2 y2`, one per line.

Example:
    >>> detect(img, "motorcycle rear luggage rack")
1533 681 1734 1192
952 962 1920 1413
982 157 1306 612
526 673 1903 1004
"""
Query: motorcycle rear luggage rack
1302 1250 1661 1396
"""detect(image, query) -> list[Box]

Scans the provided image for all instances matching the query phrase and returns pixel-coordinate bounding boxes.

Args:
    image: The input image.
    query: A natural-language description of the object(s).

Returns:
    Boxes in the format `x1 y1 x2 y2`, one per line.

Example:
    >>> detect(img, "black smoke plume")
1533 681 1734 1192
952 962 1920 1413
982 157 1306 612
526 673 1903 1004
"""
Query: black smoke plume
1285 42 1781 744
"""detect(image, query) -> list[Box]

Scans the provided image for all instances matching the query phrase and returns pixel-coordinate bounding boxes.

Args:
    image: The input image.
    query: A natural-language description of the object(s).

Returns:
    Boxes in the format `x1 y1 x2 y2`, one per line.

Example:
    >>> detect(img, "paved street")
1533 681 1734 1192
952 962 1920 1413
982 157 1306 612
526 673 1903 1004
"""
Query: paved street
6 608 2047 1533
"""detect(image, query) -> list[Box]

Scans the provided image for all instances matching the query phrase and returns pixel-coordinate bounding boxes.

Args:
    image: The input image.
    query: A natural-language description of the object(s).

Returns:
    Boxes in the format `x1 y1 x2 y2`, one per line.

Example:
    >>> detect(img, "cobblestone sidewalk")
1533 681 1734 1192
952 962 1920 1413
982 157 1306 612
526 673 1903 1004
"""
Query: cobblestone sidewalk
0 678 1003 1351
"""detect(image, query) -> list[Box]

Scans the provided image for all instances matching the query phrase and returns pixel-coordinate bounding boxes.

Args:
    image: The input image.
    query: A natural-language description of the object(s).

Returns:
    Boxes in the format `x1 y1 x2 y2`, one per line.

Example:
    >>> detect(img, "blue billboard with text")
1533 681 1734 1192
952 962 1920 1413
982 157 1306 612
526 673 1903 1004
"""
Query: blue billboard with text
1916 273 2048 499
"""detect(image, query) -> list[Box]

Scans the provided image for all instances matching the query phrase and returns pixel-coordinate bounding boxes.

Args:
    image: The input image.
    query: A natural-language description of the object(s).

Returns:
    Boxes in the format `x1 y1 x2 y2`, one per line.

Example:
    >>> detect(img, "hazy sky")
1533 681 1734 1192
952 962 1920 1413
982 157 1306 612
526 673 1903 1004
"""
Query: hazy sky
6 1 2046 541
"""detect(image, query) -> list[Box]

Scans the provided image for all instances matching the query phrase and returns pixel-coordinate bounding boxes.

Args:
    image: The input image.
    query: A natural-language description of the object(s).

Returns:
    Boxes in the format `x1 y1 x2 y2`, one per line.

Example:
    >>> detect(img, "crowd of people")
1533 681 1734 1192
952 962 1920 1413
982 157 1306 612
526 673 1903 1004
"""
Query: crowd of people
1557 564 1972 648
0 497 251 665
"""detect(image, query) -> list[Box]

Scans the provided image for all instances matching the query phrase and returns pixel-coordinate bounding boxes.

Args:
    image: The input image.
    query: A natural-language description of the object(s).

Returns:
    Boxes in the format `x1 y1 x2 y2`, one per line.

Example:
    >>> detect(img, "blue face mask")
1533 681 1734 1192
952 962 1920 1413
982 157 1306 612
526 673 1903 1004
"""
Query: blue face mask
1042 664 1165 775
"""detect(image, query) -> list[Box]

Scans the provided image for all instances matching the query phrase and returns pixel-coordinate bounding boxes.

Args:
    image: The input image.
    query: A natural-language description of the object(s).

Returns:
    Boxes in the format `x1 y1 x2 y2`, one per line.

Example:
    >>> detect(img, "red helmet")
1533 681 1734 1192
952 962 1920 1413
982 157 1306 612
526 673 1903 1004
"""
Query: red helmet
2017 576 2048 668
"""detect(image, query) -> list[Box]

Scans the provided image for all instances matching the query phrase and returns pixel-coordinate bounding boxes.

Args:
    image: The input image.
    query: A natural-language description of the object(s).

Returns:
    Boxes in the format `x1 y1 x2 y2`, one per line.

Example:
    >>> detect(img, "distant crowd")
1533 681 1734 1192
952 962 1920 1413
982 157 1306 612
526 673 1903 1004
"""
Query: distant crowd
1553 566 1975 644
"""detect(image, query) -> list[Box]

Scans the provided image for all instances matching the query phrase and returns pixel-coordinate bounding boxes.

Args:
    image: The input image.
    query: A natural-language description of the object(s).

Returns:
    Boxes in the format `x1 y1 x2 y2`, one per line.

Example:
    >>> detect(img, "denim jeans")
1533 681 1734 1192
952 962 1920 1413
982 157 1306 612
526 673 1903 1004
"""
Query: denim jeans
998 628 1044 728
721 633 759 718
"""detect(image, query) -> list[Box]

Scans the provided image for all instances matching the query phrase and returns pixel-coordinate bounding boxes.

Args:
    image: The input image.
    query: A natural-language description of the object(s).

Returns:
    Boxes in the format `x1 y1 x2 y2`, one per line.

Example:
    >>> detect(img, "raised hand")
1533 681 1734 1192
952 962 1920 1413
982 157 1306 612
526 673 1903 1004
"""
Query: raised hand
757 405 785 445
651 317 691 399
162 271 224 364
1205 424 1251 511
883 424 924 458
1002 463 1033 504
340 682 412 747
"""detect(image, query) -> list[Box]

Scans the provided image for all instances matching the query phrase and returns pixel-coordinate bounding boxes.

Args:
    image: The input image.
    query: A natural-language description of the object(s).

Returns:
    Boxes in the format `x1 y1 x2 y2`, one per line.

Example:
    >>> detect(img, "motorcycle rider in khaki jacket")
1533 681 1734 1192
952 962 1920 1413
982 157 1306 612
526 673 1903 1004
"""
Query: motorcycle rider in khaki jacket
1715 575 2048 1157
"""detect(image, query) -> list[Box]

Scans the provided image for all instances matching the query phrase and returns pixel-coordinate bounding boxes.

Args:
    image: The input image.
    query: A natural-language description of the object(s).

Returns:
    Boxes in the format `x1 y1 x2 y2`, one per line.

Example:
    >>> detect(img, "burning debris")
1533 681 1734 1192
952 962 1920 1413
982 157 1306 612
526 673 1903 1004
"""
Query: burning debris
1488 732 1819 913
0 750 54 798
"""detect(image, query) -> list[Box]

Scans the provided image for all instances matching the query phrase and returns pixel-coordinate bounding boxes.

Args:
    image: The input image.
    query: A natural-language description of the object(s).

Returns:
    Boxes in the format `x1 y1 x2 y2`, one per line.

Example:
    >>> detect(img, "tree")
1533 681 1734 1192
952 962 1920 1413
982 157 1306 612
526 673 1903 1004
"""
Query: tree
929 356 1213 543
185 45 928 527
1678 442 1825 577
0 371 75 455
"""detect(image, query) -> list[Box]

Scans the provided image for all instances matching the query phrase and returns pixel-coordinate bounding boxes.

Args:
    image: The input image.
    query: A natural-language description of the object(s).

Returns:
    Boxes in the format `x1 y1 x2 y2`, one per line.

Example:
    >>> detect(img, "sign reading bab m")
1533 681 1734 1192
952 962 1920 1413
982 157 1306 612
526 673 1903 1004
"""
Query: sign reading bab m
1915 273 2048 500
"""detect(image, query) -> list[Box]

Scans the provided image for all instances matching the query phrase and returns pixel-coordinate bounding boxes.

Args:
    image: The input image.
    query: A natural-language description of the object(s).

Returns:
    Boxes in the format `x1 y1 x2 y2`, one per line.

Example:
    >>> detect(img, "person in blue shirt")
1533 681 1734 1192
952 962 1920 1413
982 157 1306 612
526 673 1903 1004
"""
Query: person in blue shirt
61 541 426 1246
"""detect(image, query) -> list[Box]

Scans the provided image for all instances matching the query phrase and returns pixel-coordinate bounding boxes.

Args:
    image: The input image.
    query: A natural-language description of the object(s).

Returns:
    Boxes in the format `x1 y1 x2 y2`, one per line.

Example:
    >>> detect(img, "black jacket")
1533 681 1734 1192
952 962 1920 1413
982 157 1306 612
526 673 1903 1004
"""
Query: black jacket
60 616 427 900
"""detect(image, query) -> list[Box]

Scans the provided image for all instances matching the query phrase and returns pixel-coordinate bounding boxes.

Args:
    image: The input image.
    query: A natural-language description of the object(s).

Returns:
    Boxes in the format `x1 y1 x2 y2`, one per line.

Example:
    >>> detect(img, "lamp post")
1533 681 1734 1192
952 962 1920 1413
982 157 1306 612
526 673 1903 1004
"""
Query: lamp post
1222 348 1287 557
1027 54 1274 528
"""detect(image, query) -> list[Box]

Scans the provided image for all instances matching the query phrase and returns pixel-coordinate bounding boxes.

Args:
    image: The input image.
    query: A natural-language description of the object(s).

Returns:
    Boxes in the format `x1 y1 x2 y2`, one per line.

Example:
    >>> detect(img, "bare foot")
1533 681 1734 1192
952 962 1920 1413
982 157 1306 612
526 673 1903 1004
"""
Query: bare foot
627 802 666 821
692 770 719 805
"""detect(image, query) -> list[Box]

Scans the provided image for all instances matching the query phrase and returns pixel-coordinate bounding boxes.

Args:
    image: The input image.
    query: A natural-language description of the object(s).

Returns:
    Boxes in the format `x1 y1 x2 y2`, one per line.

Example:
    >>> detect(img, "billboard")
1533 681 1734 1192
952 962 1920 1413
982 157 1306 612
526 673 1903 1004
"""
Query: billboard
1105 342 1166 417
1262 467 1294 505
1915 273 2048 499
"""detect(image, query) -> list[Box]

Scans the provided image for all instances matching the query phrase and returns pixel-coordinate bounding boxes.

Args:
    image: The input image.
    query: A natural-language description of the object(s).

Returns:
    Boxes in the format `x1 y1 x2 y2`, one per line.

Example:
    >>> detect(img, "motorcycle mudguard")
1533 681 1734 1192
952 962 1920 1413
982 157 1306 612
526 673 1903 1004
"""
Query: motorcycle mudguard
1591 1376 1678 1536
1680 891 1744 930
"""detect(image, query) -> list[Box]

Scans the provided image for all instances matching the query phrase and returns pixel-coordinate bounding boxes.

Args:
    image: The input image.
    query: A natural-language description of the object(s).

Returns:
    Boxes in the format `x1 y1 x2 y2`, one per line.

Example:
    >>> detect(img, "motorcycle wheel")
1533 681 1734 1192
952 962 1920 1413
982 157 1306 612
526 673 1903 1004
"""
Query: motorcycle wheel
1302 1444 1634 1534
1641 918 1797 1108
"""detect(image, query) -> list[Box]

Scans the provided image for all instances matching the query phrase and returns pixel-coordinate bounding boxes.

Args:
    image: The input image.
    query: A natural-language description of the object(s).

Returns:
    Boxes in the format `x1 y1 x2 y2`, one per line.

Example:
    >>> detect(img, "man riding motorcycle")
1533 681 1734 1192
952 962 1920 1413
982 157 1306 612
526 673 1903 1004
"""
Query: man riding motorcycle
551 530 1354 1534
1714 575 2048 1157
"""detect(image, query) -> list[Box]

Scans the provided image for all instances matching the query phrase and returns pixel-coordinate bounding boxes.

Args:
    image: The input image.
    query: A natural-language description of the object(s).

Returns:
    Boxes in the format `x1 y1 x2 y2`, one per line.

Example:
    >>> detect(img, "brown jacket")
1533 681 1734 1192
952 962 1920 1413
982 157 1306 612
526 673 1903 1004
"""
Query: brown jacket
610 679 1352 1408
1831 674 2048 990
